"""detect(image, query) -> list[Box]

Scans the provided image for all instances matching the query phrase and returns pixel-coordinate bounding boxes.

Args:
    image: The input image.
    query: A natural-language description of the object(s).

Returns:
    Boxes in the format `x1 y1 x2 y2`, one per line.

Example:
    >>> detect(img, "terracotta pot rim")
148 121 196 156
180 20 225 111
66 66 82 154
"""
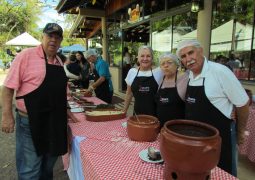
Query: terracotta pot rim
163 119 220 140
129 114 159 125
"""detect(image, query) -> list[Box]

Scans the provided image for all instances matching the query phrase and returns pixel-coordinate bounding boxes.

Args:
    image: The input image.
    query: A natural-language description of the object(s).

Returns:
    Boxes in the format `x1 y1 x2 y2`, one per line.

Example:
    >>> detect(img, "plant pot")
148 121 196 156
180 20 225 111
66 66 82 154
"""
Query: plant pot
127 114 160 142
160 120 221 180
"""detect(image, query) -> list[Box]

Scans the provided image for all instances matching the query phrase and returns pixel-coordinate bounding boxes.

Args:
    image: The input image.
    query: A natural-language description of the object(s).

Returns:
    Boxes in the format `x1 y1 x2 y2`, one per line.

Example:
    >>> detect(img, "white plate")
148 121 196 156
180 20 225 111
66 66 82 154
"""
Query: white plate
139 149 163 164
69 104 79 108
70 107 84 113
121 122 127 128
68 101 76 105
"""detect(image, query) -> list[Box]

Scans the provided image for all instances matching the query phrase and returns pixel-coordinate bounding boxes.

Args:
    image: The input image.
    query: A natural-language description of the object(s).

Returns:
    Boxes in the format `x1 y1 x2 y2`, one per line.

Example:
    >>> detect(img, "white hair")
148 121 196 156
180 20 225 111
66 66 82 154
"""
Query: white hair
84 49 98 59
159 52 180 66
176 39 201 58
138 45 154 60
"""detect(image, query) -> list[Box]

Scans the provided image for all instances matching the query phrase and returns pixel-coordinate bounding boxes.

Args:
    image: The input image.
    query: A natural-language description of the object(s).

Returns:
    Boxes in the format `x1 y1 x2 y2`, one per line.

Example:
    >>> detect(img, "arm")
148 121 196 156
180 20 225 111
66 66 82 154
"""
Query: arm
236 102 249 145
123 85 133 114
64 64 80 80
1 86 15 133
90 76 105 90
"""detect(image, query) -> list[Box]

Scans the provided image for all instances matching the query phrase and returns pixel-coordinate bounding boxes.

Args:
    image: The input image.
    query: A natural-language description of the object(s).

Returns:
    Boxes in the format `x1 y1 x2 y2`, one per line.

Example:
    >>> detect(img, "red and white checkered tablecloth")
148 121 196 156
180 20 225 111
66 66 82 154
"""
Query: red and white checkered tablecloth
239 105 255 162
63 97 238 180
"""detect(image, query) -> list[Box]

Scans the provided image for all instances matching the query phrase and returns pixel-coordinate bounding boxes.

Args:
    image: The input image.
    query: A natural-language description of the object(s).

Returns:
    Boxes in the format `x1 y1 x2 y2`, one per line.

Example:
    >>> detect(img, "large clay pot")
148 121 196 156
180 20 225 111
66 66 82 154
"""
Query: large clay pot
245 89 253 106
160 120 221 180
127 114 160 142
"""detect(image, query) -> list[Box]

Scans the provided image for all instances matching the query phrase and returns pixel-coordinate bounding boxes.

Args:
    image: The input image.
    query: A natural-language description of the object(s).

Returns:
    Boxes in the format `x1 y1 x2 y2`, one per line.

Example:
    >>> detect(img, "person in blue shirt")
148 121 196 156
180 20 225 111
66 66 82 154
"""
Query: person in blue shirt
84 49 113 103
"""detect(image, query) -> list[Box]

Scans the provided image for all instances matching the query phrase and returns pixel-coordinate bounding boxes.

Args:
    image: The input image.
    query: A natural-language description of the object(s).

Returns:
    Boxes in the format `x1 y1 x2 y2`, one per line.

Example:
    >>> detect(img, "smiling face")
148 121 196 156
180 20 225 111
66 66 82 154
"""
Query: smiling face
42 33 62 57
138 48 153 70
160 58 178 78
76 53 82 61
179 46 204 76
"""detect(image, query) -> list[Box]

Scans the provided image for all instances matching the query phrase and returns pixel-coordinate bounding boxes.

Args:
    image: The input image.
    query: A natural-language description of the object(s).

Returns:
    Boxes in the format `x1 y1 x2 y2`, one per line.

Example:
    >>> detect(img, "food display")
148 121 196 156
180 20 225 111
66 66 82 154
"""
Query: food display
85 109 126 122
83 90 93 97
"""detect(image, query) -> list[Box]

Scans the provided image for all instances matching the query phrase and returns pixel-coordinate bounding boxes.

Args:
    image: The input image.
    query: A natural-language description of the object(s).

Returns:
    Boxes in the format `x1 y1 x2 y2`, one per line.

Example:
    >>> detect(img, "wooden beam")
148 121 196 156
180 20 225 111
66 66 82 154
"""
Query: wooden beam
68 14 85 38
105 0 136 16
79 8 105 17
87 22 102 39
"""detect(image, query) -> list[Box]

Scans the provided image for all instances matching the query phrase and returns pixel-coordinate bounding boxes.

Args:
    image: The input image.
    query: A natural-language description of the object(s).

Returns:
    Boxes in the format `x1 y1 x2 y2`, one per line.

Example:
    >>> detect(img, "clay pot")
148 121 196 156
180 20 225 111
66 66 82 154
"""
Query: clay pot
160 120 221 180
245 89 253 106
127 115 160 142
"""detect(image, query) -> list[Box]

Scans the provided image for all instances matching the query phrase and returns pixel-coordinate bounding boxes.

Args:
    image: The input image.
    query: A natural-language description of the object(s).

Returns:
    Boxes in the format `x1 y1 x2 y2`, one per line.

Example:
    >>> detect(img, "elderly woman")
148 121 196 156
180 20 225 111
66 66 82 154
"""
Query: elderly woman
123 45 162 116
155 52 188 127
84 49 113 103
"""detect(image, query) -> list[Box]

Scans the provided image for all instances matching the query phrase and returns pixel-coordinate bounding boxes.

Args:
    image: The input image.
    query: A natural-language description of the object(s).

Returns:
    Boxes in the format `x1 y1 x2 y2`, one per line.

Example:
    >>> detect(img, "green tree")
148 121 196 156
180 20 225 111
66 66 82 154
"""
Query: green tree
0 0 41 47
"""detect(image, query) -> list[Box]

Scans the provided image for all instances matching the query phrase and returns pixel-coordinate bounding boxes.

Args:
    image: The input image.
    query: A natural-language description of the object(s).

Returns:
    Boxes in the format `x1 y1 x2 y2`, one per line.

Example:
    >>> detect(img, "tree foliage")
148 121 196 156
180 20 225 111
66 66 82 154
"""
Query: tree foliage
0 0 42 47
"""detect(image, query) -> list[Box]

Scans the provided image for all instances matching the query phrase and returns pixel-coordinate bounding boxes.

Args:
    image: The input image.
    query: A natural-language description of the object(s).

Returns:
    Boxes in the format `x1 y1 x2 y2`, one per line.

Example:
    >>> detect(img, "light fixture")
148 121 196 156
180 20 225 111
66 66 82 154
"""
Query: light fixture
191 0 203 13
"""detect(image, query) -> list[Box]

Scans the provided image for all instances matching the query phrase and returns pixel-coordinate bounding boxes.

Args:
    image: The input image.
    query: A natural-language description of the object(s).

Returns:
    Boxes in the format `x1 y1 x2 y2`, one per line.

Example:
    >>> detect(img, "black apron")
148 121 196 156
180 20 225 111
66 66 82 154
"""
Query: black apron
155 73 185 127
185 78 234 175
93 68 112 104
16 51 68 156
131 68 158 116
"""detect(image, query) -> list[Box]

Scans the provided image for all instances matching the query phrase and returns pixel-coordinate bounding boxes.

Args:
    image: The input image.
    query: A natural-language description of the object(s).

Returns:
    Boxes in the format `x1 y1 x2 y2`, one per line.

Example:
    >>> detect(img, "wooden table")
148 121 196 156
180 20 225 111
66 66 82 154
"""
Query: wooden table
63 97 238 180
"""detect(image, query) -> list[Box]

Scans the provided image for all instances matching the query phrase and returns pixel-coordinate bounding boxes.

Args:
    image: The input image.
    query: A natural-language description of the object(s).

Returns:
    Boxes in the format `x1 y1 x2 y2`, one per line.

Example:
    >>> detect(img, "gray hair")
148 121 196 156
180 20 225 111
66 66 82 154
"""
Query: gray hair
176 39 201 58
138 45 154 61
84 49 98 59
159 52 180 66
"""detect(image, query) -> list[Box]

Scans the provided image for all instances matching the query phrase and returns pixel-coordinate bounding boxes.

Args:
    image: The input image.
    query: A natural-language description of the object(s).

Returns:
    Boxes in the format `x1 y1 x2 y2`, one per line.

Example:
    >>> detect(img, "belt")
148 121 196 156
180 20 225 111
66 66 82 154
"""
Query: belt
16 109 28 117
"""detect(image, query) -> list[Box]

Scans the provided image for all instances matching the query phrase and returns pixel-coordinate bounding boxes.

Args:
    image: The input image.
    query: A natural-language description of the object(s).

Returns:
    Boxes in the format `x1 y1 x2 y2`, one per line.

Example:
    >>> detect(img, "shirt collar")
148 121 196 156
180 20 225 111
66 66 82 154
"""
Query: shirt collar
189 56 208 80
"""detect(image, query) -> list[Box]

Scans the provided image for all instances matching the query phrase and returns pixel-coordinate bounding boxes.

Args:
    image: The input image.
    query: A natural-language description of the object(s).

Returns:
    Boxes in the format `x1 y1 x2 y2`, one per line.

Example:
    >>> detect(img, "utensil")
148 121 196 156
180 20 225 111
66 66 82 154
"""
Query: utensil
134 111 140 123
73 95 80 101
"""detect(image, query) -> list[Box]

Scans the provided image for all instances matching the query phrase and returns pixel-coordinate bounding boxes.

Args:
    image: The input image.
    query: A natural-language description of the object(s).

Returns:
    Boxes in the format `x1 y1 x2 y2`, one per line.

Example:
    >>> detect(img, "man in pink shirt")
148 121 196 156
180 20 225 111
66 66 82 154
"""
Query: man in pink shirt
1 23 78 179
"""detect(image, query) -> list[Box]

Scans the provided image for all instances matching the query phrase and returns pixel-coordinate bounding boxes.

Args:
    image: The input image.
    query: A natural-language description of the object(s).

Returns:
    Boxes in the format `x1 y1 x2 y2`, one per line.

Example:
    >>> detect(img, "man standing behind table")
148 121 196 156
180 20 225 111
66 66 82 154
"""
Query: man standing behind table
84 49 113 103
176 39 249 176
1 23 78 179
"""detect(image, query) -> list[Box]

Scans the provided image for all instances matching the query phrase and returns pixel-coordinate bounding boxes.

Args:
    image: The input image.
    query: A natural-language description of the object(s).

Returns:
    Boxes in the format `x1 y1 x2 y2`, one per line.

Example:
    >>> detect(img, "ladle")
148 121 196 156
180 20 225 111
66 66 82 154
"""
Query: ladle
134 111 140 123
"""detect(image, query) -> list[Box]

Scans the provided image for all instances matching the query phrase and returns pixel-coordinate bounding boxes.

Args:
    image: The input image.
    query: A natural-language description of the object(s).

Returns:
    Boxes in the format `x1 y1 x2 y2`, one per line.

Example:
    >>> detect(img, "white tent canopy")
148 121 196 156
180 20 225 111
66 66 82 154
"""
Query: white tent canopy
180 20 253 52
5 32 41 46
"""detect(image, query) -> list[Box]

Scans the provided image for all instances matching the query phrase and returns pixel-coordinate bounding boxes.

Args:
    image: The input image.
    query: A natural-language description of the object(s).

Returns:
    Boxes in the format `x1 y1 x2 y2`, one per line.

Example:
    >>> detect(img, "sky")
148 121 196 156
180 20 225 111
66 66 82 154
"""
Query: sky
36 0 66 29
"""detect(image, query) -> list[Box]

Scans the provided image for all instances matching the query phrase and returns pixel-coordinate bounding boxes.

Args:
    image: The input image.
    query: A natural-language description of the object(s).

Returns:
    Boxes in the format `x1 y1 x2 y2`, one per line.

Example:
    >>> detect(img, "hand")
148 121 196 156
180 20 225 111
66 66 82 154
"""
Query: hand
1 114 15 133
88 85 95 92
237 130 249 145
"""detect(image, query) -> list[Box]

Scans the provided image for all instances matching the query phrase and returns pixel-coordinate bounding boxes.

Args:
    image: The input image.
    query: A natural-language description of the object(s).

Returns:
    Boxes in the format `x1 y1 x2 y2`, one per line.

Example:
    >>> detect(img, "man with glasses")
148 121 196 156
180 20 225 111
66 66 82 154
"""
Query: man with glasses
1 23 78 179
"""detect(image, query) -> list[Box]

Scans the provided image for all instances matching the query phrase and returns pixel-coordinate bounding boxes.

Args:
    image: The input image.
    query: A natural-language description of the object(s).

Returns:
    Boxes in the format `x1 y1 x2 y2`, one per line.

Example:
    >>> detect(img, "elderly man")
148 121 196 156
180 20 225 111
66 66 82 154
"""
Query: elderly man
84 49 113 103
1 23 78 179
176 39 249 176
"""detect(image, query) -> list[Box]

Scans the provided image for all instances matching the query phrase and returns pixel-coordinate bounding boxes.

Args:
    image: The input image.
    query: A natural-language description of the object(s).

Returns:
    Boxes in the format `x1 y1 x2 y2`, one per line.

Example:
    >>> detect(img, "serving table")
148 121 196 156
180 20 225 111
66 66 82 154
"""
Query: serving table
63 96 238 180
239 104 255 162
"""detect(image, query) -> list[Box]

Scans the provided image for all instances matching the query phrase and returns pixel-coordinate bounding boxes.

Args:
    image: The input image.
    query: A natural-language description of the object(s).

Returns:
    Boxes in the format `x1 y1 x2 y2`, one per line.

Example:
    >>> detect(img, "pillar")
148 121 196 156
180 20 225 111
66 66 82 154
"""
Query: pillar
101 17 107 61
197 0 213 58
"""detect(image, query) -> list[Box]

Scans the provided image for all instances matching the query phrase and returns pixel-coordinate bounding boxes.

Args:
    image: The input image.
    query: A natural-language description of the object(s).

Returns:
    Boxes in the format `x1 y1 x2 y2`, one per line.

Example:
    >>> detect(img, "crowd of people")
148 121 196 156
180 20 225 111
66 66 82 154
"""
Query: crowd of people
0 22 250 179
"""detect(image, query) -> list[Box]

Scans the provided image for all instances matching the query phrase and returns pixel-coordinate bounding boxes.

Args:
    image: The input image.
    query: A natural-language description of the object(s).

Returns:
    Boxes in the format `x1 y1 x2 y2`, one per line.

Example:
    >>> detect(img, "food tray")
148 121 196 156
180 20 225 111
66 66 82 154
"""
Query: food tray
85 109 126 122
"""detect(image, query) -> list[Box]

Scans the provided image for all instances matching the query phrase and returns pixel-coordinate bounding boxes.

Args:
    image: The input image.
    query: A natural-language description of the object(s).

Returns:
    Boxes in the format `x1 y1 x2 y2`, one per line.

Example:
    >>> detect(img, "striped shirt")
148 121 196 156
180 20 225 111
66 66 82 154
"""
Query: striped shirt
4 45 63 112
